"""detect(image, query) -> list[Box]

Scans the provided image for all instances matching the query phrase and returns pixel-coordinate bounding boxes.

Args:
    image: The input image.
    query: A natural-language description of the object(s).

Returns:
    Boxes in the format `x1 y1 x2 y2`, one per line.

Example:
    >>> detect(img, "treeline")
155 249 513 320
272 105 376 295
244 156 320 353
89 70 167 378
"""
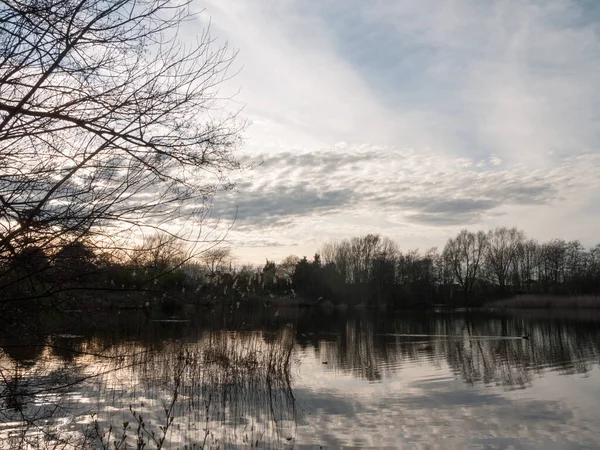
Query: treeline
0 232 294 312
2 227 600 312
291 229 600 307
0 238 191 311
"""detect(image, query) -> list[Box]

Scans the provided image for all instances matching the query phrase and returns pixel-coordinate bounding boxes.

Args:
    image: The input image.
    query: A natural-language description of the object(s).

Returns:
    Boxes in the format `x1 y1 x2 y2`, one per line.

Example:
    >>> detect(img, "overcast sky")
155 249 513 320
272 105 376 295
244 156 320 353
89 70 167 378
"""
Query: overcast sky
193 0 600 264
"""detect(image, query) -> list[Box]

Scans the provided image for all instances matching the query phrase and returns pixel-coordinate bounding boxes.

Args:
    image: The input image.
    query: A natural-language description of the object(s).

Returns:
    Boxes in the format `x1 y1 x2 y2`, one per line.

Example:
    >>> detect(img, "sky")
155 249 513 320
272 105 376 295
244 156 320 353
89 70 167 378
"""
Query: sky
191 0 600 265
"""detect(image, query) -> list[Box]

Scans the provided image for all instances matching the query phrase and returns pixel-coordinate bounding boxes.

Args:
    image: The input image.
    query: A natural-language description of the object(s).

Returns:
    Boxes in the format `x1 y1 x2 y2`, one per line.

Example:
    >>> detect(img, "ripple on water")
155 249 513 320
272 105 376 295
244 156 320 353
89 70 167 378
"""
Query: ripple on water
3 312 600 449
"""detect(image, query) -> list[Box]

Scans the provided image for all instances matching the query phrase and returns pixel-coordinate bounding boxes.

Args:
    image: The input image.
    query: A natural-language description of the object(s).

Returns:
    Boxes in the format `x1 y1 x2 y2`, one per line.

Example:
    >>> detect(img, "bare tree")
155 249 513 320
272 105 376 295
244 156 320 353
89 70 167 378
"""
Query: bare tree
201 246 232 277
443 229 488 301
485 227 524 294
279 254 300 277
515 239 538 293
321 240 351 282
0 0 245 299
321 234 397 285
539 239 567 285
131 232 186 273
564 240 585 285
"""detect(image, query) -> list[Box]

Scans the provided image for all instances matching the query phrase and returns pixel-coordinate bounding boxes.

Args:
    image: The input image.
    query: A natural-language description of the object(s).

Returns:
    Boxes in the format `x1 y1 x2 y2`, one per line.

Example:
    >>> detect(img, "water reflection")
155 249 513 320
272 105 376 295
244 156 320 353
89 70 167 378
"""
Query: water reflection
2 310 600 448
1 322 298 449
305 312 600 387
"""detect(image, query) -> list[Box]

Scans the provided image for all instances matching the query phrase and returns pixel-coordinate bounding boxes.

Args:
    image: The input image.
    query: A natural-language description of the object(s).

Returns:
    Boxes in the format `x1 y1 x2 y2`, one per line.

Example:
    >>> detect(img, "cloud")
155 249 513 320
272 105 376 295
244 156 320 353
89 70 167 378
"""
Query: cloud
213 183 355 230
305 0 600 165
197 0 404 148
187 0 600 261
215 147 599 236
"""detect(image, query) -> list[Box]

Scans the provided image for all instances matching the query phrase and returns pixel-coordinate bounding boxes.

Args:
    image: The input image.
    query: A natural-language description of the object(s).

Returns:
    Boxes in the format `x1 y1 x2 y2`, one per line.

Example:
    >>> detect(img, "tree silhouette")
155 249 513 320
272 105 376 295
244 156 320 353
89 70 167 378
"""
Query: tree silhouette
0 0 244 302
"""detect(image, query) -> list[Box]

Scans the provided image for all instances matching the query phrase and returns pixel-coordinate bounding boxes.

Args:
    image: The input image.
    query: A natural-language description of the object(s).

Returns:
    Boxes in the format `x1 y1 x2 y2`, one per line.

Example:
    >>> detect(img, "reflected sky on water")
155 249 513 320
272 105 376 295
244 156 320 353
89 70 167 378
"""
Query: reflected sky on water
2 309 600 449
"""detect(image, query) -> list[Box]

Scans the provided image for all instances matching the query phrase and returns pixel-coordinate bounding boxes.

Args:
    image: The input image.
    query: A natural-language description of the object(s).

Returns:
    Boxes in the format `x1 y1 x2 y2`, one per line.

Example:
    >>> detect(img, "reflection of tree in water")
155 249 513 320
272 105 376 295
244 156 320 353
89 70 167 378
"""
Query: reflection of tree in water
122 327 298 448
0 334 94 449
311 313 600 388
0 326 298 449
440 316 600 387
318 319 382 381
4 311 600 448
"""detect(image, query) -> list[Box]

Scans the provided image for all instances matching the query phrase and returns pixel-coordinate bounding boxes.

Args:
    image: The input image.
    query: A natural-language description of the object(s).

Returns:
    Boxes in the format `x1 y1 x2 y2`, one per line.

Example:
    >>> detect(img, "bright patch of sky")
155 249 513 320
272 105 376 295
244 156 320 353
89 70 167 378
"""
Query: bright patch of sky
192 0 600 264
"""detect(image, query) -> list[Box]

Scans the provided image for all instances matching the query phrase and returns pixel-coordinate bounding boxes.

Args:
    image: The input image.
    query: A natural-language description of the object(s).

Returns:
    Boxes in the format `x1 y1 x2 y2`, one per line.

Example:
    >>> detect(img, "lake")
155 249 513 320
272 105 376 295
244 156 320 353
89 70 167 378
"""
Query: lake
1 307 600 449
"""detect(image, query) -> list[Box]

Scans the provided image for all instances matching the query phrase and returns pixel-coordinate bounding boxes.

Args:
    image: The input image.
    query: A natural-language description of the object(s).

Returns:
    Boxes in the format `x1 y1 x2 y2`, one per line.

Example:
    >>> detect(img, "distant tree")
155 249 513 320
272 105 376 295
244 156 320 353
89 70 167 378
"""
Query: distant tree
279 255 300 278
515 239 539 293
321 240 351 282
320 243 336 266
132 233 186 273
371 255 395 306
564 240 585 290
421 248 440 287
587 244 600 292
540 239 568 287
485 227 524 294
397 249 422 285
313 253 322 268
349 234 380 284
443 229 488 302
118 232 194 293
52 240 97 282
201 247 233 277
231 263 255 294
293 256 314 296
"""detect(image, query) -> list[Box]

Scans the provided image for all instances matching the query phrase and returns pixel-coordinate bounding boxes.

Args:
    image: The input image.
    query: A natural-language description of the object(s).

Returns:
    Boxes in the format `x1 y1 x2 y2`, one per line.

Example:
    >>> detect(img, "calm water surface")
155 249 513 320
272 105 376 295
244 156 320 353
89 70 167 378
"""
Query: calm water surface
1 309 600 449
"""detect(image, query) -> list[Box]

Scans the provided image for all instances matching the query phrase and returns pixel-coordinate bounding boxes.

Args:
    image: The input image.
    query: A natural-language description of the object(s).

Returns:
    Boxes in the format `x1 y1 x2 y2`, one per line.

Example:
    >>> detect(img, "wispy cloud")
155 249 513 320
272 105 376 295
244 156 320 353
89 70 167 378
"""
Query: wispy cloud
192 0 600 261
215 183 354 231
213 147 599 258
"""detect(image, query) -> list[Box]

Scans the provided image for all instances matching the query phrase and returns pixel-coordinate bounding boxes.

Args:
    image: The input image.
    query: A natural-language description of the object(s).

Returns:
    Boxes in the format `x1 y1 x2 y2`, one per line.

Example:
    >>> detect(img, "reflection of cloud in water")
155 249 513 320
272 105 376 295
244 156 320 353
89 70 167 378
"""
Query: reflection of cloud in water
294 368 600 449
3 312 600 448
291 312 600 449
1 328 299 449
